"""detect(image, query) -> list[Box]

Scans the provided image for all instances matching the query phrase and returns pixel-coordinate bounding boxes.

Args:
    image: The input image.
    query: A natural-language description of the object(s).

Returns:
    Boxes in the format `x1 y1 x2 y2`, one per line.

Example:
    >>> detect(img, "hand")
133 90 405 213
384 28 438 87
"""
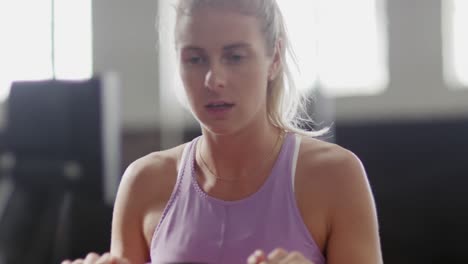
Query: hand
247 248 315 264
61 252 130 264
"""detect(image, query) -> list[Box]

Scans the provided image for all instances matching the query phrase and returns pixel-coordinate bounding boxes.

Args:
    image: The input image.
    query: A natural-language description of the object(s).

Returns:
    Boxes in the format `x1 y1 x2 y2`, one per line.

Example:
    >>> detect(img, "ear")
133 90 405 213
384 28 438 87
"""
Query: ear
268 38 283 81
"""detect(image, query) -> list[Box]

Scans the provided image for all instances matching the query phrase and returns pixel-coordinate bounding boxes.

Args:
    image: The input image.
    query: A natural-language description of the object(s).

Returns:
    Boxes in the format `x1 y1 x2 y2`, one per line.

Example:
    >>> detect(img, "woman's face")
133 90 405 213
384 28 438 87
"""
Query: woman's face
175 7 279 135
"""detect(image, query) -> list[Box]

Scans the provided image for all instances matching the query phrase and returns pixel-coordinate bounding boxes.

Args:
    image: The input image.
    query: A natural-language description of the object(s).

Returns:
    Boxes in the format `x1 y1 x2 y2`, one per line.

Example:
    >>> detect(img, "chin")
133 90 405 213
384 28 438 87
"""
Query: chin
196 108 260 136
201 123 239 136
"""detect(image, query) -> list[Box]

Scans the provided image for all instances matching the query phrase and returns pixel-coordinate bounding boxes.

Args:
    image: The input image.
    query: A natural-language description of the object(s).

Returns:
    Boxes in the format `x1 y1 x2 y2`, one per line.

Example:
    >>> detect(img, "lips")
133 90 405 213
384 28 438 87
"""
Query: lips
205 101 235 109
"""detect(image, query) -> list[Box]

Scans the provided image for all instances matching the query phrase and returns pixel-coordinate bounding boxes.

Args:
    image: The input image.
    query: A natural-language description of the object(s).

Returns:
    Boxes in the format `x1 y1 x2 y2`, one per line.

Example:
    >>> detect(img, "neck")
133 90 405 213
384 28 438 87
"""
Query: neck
198 120 284 182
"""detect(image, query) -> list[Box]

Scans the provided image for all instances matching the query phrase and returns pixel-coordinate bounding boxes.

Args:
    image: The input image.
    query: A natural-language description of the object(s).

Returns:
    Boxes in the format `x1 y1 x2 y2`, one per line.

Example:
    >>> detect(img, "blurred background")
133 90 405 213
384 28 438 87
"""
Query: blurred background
0 0 467 263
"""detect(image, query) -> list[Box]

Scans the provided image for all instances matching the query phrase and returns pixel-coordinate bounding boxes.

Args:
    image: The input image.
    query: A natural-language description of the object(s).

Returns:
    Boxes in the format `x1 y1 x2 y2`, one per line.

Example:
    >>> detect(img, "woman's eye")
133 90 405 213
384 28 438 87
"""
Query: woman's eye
182 55 206 65
188 56 203 64
226 54 244 63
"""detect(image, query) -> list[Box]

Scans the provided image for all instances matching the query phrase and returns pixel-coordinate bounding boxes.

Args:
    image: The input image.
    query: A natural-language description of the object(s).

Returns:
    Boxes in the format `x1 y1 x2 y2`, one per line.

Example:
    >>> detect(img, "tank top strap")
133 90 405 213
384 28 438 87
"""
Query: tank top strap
290 134 302 192
272 132 300 188
178 136 201 193
151 136 200 238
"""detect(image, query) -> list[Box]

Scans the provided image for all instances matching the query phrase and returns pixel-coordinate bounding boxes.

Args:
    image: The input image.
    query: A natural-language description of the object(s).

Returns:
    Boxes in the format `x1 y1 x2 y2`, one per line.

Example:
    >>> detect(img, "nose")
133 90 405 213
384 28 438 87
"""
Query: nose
204 63 226 92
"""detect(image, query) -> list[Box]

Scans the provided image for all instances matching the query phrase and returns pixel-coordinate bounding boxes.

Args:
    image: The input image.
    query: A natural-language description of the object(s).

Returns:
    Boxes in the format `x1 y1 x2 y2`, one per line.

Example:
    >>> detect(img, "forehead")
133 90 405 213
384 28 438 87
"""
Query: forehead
175 7 265 51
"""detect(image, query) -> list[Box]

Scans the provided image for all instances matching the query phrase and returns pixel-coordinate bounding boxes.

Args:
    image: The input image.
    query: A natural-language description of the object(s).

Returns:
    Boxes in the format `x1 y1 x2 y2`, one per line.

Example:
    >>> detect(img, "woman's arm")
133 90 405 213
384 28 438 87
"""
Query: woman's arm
111 149 181 264
111 160 152 263
324 151 383 264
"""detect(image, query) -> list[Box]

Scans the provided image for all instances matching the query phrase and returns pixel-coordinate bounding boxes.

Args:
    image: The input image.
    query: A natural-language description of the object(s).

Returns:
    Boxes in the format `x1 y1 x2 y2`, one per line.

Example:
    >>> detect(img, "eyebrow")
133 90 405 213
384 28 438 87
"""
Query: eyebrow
181 42 252 52
181 45 203 52
223 42 252 51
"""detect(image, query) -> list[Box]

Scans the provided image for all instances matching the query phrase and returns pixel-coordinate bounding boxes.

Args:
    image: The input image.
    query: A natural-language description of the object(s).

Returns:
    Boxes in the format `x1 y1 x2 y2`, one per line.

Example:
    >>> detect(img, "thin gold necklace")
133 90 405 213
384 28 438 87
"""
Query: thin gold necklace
197 130 285 182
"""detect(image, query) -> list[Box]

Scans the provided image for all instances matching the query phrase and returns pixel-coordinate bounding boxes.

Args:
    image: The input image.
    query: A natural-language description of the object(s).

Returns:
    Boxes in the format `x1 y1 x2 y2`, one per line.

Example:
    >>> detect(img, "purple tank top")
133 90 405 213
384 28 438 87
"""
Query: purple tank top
149 133 326 264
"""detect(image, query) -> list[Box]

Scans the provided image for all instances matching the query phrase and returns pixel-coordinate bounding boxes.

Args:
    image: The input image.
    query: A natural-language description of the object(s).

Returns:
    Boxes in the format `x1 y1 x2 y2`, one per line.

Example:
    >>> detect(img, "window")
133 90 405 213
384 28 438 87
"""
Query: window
0 0 92 101
53 0 93 80
443 0 468 88
278 0 388 97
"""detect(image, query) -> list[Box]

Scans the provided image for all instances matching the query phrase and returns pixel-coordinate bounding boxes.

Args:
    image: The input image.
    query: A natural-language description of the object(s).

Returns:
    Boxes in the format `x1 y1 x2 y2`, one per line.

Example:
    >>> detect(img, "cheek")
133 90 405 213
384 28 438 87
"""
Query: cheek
181 67 202 85
180 68 205 95
237 64 270 96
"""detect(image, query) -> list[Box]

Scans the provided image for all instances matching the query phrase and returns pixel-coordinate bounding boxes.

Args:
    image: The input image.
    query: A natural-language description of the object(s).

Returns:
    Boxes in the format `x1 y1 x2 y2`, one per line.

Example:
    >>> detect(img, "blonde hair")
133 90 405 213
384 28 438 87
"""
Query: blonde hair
169 0 328 137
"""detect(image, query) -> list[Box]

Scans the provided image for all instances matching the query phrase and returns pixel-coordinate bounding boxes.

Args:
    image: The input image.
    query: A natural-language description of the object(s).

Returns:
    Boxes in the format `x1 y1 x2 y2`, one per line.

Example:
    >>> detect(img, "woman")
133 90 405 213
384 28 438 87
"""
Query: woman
63 0 382 263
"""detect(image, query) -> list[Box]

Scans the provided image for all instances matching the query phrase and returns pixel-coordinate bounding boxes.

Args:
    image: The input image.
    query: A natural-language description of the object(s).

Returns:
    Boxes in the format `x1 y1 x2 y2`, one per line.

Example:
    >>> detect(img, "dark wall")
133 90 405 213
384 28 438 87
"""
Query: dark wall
335 118 468 263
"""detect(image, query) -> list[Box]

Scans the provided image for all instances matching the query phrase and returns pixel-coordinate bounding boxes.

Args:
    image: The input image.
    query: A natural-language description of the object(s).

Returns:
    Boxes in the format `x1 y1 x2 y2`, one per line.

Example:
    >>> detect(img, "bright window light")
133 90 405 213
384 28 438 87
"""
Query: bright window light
0 0 92 102
278 0 388 97
54 0 93 80
277 1 319 93
443 0 468 87
0 0 53 101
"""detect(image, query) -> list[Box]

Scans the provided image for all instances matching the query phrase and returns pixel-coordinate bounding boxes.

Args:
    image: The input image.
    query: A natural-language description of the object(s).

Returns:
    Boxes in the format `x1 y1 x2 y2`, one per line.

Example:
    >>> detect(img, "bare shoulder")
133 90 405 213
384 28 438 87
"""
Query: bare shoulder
120 143 187 201
296 136 374 213
295 136 382 263
294 137 369 247
110 143 188 261
296 136 367 191
116 142 189 225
